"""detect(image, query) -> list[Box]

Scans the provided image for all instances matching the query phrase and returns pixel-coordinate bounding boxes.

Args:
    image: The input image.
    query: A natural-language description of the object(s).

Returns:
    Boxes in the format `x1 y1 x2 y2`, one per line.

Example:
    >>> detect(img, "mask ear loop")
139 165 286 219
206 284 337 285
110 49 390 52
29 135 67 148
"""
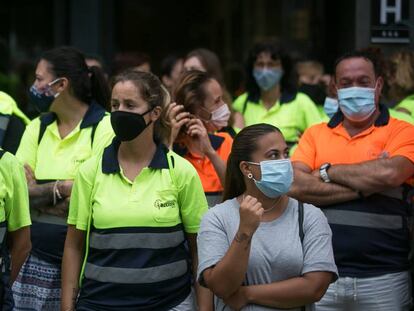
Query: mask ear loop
47 78 64 98
48 77 63 87
196 106 213 122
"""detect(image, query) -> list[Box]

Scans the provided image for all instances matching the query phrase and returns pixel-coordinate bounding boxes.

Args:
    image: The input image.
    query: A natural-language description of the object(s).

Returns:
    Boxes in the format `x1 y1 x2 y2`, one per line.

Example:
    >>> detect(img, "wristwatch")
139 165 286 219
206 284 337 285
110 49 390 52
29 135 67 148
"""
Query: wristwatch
319 163 331 183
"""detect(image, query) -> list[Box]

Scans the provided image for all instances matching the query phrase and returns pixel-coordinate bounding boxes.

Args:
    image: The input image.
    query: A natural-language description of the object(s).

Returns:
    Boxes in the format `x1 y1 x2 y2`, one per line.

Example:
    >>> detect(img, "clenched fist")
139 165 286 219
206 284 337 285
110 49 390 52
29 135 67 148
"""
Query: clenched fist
238 195 264 236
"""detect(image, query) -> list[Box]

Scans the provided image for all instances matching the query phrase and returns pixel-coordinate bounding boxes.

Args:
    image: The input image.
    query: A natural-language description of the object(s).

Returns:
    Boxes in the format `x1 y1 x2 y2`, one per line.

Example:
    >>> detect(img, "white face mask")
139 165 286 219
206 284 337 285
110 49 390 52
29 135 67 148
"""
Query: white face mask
210 104 231 129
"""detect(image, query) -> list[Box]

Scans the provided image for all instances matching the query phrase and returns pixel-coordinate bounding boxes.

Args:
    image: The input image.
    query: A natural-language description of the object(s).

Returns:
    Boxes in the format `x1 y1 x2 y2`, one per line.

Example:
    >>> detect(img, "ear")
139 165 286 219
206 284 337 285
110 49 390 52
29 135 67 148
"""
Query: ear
376 76 384 93
331 77 338 98
239 161 252 178
56 77 69 93
375 76 384 105
150 106 162 122
161 75 172 88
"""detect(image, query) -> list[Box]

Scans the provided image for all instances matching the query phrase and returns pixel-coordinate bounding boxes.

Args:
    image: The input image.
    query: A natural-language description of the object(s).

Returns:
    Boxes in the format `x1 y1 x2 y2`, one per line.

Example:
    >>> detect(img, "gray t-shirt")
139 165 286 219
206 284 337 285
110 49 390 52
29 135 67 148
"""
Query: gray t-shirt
197 197 338 311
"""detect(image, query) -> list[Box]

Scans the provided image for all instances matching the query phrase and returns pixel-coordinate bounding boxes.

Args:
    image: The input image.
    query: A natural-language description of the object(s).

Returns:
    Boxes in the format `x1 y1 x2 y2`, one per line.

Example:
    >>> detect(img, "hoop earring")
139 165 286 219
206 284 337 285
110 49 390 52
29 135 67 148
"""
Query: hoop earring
247 173 253 179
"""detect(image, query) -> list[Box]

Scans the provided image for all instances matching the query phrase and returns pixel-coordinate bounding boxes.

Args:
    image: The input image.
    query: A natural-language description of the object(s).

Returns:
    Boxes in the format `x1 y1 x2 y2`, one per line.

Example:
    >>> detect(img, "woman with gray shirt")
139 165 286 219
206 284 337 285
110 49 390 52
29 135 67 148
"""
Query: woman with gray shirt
197 124 337 310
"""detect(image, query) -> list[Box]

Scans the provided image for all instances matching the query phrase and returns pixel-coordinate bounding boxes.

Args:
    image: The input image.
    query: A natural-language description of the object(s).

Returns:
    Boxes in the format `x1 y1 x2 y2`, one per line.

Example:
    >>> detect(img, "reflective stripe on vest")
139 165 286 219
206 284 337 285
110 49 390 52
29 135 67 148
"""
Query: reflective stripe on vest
323 209 403 229
85 224 189 286
85 259 188 284
90 230 185 250
0 224 6 243
0 115 10 131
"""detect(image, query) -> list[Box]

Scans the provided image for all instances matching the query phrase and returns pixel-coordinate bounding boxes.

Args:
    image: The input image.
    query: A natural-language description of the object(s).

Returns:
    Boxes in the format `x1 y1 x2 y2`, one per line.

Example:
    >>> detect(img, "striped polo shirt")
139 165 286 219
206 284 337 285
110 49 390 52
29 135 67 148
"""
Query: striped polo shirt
292 105 414 277
68 138 208 310
16 102 114 264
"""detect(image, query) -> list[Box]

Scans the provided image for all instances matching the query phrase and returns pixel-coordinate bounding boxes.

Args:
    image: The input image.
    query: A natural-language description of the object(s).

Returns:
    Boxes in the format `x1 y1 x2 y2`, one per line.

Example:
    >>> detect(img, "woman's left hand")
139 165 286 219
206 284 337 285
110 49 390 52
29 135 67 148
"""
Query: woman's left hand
186 118 215 156
223 287 248 311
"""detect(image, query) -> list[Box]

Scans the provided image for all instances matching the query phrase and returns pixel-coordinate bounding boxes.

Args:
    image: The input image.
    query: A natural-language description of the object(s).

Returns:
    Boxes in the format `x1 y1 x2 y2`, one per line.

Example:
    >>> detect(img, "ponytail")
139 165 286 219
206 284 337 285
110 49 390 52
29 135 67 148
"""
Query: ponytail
222 153 246 201
41 46 110 110
89 66 110 110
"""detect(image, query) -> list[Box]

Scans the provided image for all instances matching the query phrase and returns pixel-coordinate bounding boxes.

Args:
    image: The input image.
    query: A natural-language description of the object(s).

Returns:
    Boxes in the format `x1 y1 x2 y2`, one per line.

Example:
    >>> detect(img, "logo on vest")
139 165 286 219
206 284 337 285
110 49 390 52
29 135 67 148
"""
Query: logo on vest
73 158 87 165
154 199 176 209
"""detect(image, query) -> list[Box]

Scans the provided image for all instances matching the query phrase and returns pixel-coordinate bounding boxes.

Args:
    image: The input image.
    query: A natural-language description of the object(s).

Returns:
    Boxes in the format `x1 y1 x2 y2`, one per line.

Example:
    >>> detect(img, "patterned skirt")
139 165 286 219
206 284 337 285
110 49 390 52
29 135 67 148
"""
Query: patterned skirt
12 254 61 311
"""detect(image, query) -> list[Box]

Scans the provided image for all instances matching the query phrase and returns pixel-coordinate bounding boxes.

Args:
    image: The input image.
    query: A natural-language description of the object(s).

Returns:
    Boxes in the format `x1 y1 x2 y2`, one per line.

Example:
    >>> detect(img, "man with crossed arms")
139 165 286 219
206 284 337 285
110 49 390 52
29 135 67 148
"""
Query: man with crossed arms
290 51 414 310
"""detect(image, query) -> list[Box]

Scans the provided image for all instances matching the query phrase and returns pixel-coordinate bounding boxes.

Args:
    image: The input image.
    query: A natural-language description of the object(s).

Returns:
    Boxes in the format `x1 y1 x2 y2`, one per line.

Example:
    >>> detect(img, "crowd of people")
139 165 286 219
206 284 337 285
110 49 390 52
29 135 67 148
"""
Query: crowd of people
0 41 413 311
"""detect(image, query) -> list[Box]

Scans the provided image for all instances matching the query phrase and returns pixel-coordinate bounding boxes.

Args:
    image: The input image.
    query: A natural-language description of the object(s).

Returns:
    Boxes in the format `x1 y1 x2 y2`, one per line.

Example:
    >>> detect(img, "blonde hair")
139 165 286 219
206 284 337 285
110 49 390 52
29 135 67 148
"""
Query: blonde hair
388 50 414 102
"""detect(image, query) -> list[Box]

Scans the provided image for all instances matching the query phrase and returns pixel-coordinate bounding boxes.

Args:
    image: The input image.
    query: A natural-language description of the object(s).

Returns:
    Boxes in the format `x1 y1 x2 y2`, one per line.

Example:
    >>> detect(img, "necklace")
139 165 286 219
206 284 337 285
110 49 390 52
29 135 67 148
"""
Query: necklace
241 194 283 213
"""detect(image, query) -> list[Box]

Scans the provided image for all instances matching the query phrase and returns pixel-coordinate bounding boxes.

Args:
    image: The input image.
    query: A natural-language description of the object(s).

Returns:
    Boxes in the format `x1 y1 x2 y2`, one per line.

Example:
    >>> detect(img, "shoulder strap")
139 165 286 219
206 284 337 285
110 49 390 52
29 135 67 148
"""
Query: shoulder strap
38 112 56 145
298 201 304 244
166 152 178 189
38 115 99 148
38 120 48 145
90 122 99 148
242 95 249 114
0 114 10 148
79 159 100 288
298 201 306 311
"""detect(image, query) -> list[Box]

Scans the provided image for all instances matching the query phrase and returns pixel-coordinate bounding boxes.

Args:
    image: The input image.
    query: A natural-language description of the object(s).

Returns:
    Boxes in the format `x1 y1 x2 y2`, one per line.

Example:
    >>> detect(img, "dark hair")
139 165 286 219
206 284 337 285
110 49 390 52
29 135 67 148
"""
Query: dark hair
112 51 151 75
41 46 110 109
85 53 106 72
222 124 281 201
245 41 297 102
160 54 183 78
111 69 170 143
186 48 225 87
333 50 380 79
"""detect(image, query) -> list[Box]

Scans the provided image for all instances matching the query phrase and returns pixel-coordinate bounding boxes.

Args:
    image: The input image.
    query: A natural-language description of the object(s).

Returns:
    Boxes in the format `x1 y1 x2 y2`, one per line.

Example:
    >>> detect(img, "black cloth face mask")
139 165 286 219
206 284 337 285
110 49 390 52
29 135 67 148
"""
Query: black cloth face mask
299 83 327 106
110 108 153 141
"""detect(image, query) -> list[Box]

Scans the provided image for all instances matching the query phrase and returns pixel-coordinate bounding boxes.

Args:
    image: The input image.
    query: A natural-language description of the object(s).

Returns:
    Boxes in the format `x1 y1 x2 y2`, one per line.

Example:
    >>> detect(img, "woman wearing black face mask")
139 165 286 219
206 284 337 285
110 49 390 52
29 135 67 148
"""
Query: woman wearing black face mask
62 70 211 311
13 46 114 310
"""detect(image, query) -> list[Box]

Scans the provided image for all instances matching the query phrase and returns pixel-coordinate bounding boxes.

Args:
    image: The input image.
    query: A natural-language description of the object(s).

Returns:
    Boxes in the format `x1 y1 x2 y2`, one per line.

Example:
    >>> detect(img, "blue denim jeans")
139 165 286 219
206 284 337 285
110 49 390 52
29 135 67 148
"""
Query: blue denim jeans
316 271 412 311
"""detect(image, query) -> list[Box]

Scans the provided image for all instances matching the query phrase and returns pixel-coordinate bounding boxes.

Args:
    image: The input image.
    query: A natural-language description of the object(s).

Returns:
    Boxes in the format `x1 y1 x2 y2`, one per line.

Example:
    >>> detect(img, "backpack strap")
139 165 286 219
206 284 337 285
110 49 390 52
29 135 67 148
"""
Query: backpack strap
38 112 56 145
298 201 306 311
79 159 101 288
0 114 10 148
298 201 304 244
90 122 99 148
242 95 249 114
166 152 177 188
38 113 99 147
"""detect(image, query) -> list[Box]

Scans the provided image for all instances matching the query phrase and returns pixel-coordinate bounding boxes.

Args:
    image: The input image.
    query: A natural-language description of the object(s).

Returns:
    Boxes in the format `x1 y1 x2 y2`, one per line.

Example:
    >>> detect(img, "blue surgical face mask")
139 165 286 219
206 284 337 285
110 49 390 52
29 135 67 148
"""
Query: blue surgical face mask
337 86 376 122
253 68 283 91
28 78 62 113
323 97 339 118
248 159 293 198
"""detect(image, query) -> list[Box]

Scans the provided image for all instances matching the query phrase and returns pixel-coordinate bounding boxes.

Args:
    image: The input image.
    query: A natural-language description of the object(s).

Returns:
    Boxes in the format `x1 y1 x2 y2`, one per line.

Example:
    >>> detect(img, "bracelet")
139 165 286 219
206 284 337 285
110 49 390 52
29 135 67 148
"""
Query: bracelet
53 181 63 206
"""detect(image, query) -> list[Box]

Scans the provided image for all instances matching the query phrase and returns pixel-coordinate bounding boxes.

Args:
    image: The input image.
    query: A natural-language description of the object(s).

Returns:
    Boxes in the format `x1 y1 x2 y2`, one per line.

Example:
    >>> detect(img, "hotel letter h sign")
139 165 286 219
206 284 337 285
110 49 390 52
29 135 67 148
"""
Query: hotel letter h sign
371 0 410 44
